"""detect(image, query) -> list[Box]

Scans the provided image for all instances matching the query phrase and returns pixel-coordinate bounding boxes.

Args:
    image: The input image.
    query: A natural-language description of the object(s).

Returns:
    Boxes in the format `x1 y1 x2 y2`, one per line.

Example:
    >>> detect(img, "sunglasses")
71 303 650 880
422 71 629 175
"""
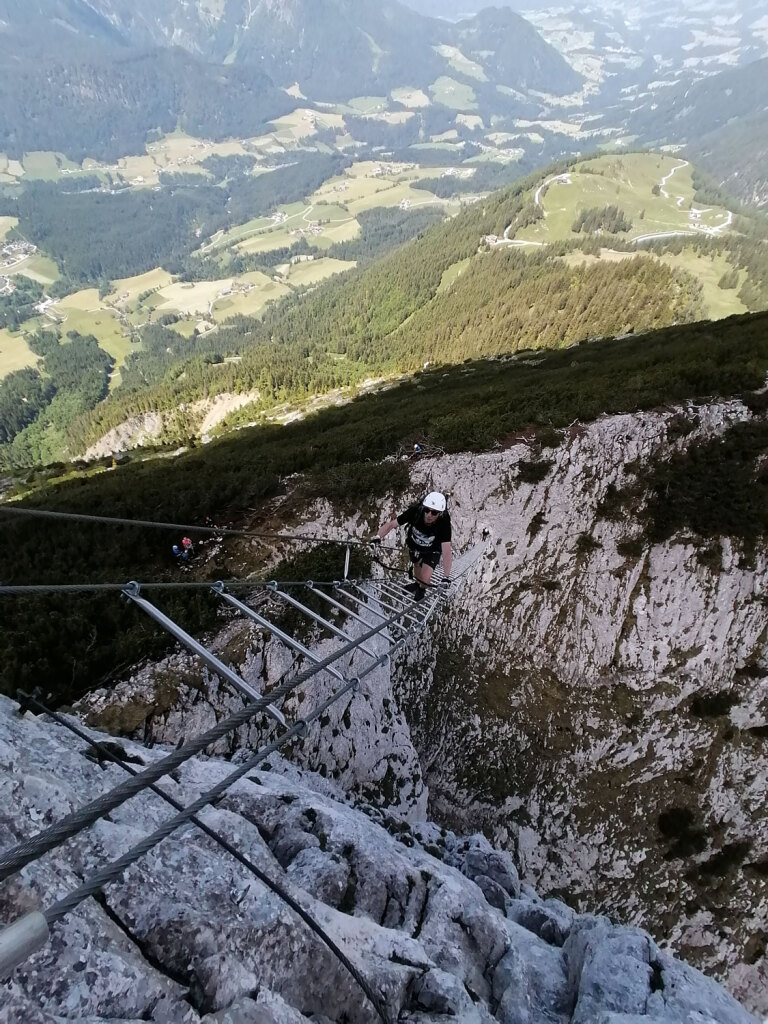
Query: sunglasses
423 508 440 516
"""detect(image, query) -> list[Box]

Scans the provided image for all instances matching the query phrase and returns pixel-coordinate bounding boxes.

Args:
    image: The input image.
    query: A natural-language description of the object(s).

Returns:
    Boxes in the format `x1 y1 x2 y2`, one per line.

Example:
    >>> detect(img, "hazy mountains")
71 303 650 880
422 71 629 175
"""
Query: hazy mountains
0 0 581 99
0 0 581 159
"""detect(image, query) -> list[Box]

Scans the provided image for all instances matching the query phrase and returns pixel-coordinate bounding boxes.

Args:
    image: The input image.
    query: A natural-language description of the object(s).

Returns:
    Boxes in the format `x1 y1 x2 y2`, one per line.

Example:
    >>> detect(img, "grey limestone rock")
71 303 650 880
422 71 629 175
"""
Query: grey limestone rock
444 833 521 898
285 846 349 907
506 896 575 946
0 697 758 1024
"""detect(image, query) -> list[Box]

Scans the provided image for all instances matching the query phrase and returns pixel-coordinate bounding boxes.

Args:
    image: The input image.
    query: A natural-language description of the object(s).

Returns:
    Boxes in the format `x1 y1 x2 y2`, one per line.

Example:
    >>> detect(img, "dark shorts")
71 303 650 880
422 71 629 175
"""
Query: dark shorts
408 544 441 569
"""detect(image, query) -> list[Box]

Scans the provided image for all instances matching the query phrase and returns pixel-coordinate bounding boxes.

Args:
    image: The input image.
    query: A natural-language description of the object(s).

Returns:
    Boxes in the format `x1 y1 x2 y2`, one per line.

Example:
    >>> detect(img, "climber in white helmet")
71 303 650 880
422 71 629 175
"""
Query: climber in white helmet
370 492 452 602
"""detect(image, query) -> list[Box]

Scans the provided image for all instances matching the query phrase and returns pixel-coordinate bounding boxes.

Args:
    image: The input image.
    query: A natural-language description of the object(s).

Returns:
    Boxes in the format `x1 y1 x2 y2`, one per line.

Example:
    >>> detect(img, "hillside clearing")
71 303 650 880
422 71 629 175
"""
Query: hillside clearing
0 329 37 376
0 217 18 240
512 154 734 246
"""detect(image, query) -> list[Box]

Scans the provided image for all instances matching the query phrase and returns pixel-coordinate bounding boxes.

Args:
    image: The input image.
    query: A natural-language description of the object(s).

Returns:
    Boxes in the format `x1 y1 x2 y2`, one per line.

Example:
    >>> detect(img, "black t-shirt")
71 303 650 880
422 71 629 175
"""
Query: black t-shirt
397 504 452 551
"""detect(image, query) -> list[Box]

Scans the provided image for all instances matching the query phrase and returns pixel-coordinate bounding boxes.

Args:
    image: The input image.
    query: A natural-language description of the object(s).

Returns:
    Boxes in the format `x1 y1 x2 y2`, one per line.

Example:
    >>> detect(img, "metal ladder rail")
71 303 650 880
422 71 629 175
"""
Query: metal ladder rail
332 584 417 630
266 582 381 661
307 586 399 645
212 584 347 684
376 579 421 605
331 585 415 630
351 583 425 625
123 584 286 727
376 575 416 599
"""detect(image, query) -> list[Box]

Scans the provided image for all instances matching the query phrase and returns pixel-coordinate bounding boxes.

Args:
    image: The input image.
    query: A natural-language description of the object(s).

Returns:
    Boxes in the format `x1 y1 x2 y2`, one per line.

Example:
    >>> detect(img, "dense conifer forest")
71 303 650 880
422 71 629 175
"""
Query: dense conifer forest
1 310 767 702
2 151 768 473
7 154 346 286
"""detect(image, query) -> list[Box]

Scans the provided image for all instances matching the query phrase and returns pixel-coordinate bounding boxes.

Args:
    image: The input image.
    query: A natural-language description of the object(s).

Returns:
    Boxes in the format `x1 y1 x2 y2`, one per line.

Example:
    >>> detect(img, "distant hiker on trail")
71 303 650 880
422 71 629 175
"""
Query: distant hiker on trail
371 491 452 602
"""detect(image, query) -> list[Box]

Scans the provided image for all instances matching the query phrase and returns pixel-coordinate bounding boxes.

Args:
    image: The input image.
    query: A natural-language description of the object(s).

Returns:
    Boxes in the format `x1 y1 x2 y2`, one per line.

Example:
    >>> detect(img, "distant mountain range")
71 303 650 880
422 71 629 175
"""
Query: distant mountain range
0 0 582 160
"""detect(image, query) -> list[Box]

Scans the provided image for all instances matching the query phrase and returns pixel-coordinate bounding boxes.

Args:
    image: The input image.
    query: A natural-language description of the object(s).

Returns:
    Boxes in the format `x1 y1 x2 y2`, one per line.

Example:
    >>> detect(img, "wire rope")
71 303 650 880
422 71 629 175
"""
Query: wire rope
0 505 363 548
0 580 357 596
0 604 416 882
16 691 390 1023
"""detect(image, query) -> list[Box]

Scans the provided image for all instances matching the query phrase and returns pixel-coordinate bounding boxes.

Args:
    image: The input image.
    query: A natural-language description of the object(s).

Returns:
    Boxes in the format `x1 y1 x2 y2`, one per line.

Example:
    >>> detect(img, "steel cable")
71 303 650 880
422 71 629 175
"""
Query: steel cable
0 580 356 596
0 603 415 882
0 505 363 548
17 691 390 1023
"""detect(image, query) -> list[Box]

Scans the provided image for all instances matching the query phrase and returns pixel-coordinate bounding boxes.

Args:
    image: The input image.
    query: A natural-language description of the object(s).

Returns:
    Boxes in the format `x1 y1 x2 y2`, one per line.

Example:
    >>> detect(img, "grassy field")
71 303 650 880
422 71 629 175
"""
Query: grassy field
210 274 292 320
346 183 441 214
54 298 134 374
391 87 430 108
10 256 60 285
269 109 345 142
429 77 478 111
411 141 464 153
22 152 69 180
233 201 359 254
345 97 388 113
0 217 17 240
657 250 747 320
437 257 471 294
108 268 175 306
515 154 733 245
154 279 231 318
312 221 361 249
563 248 747 322
435 45 487 82
0 329 37 376
284 257 356 287
466 149 523 164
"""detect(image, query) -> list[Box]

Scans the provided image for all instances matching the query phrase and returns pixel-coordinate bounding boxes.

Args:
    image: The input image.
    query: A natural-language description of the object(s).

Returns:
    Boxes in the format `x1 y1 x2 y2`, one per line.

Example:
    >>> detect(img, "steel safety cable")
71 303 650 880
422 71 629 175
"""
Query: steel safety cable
0 601 415 882
0 505 363 549
0 579 357 596
44 636 408 925
15 691 390 1023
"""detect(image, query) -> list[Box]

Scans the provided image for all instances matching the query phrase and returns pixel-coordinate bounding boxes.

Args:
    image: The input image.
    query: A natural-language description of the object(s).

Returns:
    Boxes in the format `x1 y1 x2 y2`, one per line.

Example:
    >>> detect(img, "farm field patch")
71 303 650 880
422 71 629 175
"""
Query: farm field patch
108 268 175 306
345 183 441 214
436 45 487 82
312 220 361 248
10 256 60 286
22 152 75 180
283 257 356 287
0 217 17 240
429 76 478 111
657 250 747 320
210 275 292 320
0 329 37 376
391 87 431 108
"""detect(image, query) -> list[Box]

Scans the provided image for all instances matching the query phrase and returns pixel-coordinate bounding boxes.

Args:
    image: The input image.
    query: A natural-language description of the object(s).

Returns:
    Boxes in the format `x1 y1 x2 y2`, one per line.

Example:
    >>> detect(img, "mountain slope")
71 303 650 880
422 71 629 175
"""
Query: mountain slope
61 0 581 97
0 0 581 160
0 45 293 161
688 110 768 210
630 57 768 142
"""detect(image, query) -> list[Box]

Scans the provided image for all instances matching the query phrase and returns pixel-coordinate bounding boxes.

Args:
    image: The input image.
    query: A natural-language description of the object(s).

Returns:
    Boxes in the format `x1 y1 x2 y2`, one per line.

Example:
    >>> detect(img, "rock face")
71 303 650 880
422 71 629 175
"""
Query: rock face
388 401 768 1014
77 613 428 821
83 391 262 460
63 399 768 1014
0 696 757 1023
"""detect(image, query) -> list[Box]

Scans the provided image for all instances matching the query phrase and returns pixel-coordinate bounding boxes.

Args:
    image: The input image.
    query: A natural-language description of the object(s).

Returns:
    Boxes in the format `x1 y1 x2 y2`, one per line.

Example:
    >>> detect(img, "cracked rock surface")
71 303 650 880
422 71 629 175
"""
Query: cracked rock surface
0 696 757 1023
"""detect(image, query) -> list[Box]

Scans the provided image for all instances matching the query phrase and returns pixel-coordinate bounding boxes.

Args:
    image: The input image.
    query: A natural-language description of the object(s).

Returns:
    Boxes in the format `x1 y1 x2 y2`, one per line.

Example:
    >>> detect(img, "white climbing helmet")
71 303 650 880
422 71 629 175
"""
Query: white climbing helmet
423 491 447 513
